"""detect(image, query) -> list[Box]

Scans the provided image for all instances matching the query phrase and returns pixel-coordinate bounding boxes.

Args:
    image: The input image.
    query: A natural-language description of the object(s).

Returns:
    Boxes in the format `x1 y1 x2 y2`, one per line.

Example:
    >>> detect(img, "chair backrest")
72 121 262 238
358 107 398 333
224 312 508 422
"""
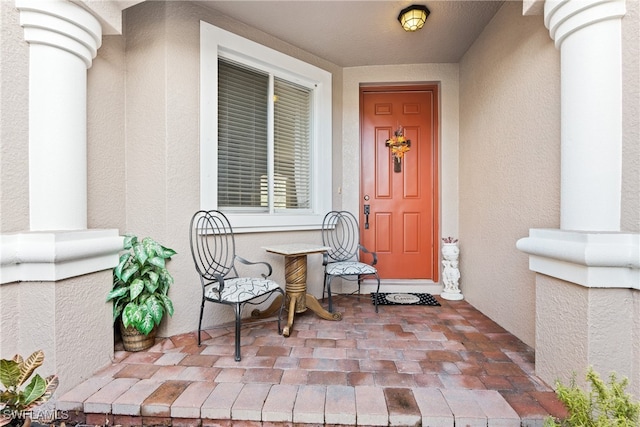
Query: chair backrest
322 210 361 263
190 210 236 281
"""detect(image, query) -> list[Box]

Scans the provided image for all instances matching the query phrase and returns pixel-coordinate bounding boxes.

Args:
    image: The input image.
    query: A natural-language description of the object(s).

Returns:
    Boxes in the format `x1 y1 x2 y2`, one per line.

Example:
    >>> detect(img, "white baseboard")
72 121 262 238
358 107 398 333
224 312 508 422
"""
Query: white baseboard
337 279 443 295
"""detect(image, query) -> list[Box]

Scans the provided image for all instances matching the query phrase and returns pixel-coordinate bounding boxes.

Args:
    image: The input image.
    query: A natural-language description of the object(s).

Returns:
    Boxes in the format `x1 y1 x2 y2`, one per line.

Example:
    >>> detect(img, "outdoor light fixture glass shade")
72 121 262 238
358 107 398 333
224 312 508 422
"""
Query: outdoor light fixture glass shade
398 5 430 32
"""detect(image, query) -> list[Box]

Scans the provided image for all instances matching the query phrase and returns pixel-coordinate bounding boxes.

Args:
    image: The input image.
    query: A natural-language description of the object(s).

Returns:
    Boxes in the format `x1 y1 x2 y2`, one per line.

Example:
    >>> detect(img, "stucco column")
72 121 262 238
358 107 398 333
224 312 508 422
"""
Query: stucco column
545 0 625 232
518 0 640 395
2 0 125 395
16 0 102 231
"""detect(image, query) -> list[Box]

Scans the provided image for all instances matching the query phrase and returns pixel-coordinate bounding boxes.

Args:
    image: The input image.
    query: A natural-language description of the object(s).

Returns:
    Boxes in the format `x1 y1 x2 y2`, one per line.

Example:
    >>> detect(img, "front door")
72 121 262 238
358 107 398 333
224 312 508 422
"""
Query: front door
360 85 439 280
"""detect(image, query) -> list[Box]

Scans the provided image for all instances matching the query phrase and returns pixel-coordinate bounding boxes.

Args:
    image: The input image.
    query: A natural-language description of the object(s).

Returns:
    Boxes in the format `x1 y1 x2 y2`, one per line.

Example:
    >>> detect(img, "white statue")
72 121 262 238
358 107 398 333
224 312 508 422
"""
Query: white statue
442 259 460 292
441 242 463 300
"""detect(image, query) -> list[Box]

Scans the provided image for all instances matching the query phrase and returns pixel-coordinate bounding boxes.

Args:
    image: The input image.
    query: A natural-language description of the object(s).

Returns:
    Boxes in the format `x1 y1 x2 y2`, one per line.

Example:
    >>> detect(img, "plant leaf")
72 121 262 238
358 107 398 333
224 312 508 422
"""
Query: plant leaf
143 237 160 252
17 351 44 387
113 303 123 322
133 241 148 266
123 234 137 250
30 375 58 407
21 374 46 408
0 359 20 388
106 287 128 302
139 311 155 335
147 256 166 269
129 278 145 301
159 294 174 317
122 303 140 328
114 252 130 280
159 246 177 259
145 296 164 325
163 270 175 287
120 262 140 283
145 271 159 293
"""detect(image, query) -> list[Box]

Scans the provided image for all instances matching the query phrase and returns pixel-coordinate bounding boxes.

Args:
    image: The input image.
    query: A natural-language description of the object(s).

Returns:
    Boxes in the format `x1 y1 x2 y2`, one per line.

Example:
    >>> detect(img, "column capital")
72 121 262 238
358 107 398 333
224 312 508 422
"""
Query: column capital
544 0 626 48
15 0 102 68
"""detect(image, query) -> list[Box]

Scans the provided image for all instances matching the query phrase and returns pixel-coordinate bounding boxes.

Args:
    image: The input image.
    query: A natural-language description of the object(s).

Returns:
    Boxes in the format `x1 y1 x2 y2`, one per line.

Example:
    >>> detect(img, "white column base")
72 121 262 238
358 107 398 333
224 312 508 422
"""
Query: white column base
0 229 123 284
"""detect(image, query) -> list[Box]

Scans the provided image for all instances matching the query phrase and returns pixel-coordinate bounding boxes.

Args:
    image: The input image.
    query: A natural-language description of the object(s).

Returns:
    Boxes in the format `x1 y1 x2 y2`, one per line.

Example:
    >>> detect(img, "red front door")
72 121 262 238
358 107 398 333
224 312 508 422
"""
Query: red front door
360 86 439 280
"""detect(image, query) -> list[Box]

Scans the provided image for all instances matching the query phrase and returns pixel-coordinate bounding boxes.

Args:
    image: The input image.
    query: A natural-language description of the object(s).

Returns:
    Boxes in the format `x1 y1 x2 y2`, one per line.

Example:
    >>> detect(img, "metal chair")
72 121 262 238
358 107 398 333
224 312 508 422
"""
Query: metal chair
321 210 381 312
189 210 285 361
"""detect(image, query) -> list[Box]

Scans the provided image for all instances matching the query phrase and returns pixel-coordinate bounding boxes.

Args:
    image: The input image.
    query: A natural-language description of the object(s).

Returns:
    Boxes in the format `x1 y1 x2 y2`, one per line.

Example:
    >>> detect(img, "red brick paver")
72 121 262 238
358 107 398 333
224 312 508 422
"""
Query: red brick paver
55 295 566 426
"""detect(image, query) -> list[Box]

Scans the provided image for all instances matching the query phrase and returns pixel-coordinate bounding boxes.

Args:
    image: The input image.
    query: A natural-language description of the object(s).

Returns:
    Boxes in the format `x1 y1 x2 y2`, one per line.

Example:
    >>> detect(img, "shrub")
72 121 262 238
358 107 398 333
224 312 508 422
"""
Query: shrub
545 367 640 426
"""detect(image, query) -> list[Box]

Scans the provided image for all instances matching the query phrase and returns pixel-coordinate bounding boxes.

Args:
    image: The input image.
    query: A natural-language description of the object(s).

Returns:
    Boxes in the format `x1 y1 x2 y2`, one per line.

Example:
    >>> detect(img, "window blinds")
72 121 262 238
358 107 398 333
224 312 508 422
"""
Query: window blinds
218 58 312 211
218 59 269 209
274 78 311 210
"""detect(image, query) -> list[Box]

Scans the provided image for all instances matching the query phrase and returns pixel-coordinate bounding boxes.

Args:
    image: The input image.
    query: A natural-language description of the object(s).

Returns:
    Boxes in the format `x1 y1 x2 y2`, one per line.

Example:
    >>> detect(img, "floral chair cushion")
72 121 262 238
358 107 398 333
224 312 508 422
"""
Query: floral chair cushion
326 261 377 276
205 277 281 303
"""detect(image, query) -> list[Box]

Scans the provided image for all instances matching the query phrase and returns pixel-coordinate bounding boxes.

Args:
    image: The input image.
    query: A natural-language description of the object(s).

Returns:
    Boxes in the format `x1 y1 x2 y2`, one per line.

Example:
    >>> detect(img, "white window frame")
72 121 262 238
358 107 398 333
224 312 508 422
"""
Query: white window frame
200 21 332 233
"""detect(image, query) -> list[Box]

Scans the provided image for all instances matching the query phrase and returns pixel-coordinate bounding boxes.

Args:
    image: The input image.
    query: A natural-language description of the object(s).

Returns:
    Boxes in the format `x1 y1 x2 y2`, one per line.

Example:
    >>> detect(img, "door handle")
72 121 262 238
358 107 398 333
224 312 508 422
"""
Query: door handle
363 204 370 229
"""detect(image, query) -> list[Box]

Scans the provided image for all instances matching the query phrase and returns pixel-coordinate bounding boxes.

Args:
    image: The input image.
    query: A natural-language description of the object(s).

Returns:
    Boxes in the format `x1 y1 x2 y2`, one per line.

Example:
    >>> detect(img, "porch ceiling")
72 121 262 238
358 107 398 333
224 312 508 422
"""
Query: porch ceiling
194 0 505 67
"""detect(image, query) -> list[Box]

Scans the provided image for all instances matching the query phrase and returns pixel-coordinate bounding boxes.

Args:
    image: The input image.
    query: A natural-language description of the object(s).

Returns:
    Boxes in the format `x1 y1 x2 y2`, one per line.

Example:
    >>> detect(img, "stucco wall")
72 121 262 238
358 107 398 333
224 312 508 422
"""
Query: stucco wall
536 276 640 396
87 35 127 231
0 273 113 395
0 1 29 233
458 2 561 347
118 1 343 337
621 0 640 232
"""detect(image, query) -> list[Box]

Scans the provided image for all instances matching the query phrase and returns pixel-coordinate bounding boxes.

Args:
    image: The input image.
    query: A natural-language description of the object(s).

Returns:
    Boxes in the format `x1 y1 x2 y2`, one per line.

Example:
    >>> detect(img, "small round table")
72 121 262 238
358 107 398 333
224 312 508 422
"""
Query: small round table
253 243 342 336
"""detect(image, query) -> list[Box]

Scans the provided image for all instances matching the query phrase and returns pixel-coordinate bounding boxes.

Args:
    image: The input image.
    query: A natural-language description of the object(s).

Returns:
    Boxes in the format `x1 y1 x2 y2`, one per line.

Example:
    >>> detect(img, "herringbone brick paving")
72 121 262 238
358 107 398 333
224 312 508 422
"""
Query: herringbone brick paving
56 294 568 426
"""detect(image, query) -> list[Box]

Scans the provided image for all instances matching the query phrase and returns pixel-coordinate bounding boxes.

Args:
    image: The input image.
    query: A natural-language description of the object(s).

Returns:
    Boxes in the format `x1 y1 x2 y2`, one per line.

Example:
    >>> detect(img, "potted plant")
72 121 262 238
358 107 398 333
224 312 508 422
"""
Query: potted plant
0 350 58 427
106 234 176 352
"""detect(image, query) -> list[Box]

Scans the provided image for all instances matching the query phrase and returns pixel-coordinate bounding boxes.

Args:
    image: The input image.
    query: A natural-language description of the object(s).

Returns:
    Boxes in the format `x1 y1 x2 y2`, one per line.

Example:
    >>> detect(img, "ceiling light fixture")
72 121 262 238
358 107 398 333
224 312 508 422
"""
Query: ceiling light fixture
397 4 430 32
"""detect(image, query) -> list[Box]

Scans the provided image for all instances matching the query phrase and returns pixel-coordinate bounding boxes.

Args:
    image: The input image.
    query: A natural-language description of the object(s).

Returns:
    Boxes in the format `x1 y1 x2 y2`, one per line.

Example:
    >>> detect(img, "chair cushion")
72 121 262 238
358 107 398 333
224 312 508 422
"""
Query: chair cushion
326 261 377 276
205 277 281 303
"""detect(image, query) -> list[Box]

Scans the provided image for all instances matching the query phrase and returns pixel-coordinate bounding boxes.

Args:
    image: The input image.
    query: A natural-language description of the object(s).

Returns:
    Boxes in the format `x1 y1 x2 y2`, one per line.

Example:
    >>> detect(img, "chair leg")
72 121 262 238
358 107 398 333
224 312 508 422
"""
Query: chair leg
276 289 285 335
322 272 328 301
374 274 381 313
326 276 334 313
234 303 242 362
198 298 205 346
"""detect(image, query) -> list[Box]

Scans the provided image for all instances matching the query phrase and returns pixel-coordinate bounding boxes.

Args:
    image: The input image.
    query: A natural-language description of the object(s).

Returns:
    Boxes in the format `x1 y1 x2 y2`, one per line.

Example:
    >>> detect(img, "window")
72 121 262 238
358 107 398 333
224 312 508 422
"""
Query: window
200 22 332 232
217 59 312 212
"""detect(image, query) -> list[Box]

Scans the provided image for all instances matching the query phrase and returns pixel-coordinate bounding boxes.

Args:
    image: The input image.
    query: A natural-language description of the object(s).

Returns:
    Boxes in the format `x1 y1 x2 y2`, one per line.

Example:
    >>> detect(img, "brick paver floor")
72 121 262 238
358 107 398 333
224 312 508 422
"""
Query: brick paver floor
56 294 568 426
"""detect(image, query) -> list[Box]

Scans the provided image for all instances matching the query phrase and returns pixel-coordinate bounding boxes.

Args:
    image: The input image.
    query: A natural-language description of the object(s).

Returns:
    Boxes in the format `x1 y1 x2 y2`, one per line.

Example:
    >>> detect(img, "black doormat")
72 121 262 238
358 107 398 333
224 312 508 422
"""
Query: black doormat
371 292 440 306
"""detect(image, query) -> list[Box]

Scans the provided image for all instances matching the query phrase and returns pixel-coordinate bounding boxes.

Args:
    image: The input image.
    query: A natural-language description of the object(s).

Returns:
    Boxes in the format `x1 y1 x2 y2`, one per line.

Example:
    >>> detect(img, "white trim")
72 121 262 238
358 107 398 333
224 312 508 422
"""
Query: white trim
0 230 123 284
199 21 332 233
341 279 443 296
517 229 640 289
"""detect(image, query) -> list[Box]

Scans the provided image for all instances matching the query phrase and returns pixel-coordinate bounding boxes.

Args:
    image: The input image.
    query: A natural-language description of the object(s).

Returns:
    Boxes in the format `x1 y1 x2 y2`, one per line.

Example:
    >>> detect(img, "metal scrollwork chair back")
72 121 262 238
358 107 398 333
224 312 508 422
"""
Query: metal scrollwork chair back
189 210 285 361
321 210 381 312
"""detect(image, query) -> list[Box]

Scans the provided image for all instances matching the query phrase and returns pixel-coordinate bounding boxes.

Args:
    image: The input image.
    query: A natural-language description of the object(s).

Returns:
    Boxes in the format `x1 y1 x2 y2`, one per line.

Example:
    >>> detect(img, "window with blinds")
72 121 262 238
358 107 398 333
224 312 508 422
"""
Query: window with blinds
200 21 332 231
217 58 312 212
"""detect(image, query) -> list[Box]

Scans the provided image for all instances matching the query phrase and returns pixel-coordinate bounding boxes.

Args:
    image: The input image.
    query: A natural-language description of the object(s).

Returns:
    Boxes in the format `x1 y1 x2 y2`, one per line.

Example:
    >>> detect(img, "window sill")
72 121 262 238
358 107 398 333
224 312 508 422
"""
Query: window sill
224 213 327 234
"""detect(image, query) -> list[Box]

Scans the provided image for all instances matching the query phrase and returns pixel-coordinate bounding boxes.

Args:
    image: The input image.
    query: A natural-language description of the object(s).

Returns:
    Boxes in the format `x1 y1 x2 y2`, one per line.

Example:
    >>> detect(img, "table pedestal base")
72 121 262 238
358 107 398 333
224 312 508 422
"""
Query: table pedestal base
252 253 341 336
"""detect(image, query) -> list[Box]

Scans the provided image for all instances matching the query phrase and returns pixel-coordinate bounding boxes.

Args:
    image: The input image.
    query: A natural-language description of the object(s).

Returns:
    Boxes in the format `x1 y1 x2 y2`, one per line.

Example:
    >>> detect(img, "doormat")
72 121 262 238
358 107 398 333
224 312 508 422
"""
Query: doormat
371 292 440 306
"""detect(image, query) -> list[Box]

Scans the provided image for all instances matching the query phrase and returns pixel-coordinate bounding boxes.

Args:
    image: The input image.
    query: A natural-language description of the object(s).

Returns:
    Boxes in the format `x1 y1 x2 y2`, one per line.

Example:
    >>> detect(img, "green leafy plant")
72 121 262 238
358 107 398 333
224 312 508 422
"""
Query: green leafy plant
545 367 640 426
0 350 58 427
106 234 177 335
